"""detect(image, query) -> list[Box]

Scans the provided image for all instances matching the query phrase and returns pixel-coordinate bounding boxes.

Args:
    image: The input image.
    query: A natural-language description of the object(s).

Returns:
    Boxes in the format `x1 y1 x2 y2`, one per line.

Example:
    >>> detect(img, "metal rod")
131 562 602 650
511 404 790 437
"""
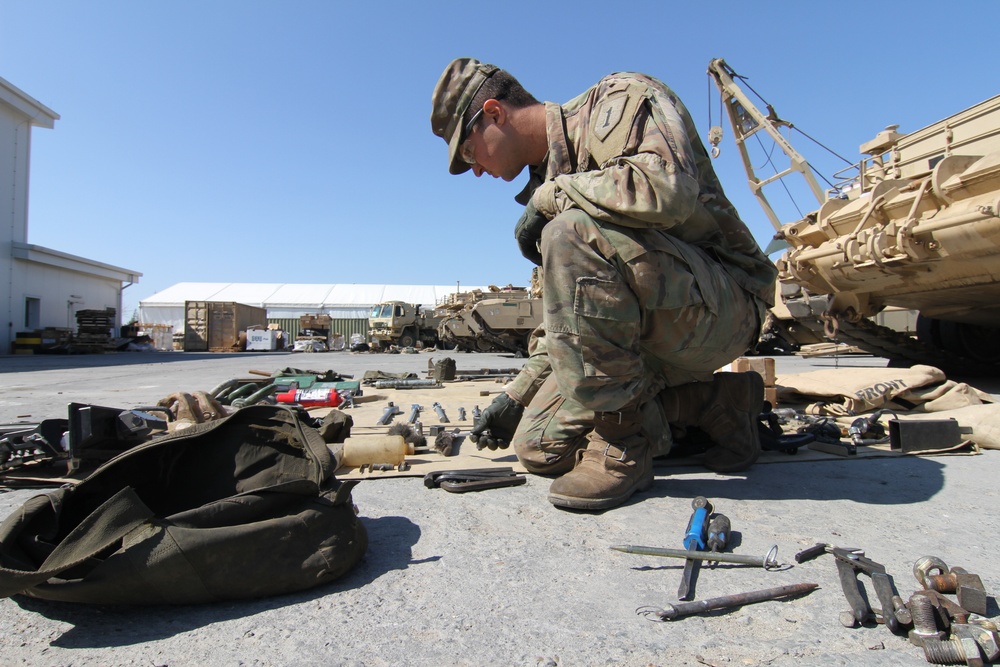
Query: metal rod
642 582 819 621
611 544 781 570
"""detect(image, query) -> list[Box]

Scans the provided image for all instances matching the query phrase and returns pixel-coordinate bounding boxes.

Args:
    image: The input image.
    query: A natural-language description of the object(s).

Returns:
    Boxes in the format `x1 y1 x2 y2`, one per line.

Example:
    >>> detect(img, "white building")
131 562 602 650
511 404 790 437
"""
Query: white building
1 74 141 353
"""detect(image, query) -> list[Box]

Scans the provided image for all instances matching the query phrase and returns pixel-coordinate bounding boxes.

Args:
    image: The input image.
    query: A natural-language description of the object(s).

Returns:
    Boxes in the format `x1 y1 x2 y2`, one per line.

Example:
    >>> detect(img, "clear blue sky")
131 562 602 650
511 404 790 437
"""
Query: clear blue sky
2 1 996 320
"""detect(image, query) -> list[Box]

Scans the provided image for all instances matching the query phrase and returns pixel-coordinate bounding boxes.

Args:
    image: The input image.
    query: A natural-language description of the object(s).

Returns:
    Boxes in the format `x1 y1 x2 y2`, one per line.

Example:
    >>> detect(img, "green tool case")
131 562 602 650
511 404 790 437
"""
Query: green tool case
0 404 367 605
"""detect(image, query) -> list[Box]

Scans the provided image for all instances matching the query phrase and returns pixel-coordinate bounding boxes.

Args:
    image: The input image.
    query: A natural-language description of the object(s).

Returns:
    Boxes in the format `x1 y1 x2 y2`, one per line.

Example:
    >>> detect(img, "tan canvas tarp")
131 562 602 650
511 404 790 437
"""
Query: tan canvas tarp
776 365 993 416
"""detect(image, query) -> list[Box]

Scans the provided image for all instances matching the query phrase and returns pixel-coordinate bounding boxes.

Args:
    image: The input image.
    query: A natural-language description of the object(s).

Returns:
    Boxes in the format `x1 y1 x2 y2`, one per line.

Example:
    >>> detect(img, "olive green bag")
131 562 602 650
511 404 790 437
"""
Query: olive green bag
0 405 367 605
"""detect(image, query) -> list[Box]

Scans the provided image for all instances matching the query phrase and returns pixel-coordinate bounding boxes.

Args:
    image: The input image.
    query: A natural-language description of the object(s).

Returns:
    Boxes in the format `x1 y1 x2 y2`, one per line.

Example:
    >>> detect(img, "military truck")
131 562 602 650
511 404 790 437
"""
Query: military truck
707 58 1000 372
436 281 542 356
368 301 443 351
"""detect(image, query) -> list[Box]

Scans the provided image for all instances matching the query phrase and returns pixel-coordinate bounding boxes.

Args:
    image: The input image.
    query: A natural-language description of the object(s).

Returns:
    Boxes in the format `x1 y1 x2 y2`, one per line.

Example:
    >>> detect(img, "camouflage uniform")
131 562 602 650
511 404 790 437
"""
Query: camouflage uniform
505 72 777 474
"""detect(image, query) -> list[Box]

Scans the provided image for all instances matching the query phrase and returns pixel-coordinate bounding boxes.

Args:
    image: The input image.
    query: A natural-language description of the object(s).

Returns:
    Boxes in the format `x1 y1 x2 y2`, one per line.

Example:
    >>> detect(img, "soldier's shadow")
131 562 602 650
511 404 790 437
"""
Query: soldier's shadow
644 452 945 505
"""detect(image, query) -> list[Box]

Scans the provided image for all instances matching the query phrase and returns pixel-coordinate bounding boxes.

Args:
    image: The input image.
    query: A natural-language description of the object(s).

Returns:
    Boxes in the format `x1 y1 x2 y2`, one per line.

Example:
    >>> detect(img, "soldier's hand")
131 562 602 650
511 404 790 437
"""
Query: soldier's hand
469 392 524 450
514 200 548 266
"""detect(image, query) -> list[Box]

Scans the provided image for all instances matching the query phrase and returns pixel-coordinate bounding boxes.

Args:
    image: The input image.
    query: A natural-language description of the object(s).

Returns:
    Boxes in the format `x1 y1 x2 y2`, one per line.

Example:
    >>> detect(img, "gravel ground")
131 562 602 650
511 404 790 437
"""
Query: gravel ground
0 350 998 666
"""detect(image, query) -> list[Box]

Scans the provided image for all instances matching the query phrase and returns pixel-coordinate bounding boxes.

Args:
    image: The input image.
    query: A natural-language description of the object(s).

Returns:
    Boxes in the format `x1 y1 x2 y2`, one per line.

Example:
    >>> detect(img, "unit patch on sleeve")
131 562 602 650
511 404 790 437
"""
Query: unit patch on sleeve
588 84 646 167
593 93 627 142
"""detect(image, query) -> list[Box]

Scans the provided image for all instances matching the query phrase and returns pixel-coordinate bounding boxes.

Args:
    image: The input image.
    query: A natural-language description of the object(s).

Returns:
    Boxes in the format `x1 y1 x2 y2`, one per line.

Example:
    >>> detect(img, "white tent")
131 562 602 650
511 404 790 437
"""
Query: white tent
138 282 487 333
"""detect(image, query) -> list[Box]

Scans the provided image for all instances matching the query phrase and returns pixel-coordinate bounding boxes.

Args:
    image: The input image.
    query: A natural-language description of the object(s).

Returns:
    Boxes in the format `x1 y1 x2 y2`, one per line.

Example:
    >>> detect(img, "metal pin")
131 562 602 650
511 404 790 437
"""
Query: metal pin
638 582 819 621
611 544 781 570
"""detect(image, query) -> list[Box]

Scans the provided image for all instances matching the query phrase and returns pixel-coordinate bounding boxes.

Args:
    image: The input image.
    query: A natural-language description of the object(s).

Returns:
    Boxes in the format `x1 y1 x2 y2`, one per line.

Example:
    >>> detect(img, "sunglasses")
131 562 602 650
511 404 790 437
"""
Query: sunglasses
458 107 485 165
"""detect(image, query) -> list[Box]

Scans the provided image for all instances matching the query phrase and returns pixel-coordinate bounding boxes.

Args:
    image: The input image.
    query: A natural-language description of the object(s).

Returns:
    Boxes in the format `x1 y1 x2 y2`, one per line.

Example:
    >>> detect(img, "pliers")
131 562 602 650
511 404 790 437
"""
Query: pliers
795 544 909 634
832 547 908 634
423 467 526 493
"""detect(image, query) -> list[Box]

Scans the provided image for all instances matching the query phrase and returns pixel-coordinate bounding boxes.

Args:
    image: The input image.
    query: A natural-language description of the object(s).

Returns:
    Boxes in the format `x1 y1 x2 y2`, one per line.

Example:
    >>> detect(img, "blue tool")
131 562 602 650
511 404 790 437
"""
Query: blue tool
683 496 712 549
678 496 713 600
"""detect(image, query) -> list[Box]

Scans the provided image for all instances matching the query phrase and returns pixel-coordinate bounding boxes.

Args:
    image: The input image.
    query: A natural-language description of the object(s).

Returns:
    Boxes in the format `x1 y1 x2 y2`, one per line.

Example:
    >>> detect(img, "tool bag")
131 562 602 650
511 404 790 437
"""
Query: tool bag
0 404 367 605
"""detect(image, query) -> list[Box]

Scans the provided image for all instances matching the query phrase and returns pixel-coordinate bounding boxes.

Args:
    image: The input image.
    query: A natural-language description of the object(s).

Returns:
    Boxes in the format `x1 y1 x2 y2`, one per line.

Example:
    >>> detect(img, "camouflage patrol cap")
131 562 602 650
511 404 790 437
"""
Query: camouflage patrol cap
431 57 499 175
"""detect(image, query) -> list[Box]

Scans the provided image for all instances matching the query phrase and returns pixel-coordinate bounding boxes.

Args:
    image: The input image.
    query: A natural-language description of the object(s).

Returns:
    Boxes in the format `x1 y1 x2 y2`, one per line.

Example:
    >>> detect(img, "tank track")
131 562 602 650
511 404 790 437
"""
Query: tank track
471 311 527 356
791 316 1000 377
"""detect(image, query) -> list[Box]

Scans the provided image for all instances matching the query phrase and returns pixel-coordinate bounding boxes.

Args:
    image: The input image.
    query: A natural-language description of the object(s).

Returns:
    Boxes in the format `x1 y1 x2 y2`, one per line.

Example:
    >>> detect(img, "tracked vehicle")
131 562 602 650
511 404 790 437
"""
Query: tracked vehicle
708 59 1000 372
436 285 541 356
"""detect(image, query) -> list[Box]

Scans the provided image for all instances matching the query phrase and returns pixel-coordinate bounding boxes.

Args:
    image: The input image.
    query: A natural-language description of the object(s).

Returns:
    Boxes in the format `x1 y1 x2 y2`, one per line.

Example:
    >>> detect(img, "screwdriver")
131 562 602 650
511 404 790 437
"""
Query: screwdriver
678 496 712 601
706 514 731 567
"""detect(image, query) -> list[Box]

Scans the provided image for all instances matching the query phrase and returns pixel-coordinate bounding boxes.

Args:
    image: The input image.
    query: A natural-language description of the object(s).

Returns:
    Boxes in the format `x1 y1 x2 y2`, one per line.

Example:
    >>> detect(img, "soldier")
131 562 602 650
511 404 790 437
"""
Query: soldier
431 59 777 510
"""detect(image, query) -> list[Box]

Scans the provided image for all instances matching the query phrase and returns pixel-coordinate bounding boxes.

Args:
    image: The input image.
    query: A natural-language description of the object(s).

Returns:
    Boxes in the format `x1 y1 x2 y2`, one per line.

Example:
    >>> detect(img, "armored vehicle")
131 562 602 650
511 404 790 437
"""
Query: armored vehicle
436 283 541 356
708 59 1000 372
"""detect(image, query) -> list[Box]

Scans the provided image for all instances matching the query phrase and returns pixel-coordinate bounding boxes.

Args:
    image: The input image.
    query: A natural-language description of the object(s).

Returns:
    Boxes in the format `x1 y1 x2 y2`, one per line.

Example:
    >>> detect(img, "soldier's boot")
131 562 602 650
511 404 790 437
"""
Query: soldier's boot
660 372 764 473
547 409 653 511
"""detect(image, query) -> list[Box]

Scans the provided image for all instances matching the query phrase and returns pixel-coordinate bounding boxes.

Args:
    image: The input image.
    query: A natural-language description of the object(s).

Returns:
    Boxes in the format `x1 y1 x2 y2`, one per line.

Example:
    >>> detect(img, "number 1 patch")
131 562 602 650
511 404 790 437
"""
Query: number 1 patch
593 93 628 142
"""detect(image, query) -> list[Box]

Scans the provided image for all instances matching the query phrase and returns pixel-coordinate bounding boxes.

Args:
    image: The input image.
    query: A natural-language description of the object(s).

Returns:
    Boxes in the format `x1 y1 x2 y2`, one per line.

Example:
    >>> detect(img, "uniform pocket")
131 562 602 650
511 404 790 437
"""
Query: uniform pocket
572 277 641 382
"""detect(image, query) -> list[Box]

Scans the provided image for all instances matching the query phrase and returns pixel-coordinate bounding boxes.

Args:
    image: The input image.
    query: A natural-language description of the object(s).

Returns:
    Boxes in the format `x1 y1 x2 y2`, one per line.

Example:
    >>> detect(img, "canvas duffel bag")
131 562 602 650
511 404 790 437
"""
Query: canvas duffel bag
0 404 367 605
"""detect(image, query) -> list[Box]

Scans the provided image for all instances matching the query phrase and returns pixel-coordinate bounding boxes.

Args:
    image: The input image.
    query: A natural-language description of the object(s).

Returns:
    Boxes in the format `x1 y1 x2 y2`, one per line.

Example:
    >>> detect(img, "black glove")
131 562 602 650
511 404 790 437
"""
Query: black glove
469 393 524 450
514 200 548 266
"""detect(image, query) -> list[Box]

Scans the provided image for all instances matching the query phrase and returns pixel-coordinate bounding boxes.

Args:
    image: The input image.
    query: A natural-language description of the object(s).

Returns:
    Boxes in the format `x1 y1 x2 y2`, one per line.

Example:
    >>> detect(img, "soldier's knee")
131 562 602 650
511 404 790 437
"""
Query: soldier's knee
542 209 603 250
513 435 581 476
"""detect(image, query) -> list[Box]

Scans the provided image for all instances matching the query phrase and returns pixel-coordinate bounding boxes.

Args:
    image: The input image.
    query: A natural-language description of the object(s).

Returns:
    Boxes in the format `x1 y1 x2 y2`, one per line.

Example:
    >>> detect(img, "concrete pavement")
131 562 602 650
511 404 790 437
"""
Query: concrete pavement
0 349 997 666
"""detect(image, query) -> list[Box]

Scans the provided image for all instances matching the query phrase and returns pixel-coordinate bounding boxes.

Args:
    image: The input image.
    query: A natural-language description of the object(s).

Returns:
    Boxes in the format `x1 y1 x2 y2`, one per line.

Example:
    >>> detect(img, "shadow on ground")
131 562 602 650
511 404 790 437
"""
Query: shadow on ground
13 514 423 648
642 454 945 506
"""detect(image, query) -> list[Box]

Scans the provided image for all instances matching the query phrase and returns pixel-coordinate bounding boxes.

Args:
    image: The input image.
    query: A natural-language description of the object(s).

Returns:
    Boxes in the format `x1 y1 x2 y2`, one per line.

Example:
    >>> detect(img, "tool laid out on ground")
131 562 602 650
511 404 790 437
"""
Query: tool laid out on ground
795 545 999 664
888 419 970 454
425 360 523 382
756 405 816 454
423 467 526 493
706 513 731 567
846 409 895 448
216 370 361 408
795 543 906 632
373 378 441 390
1 403 169 473
637 583 819 621
834 547 907 633
913 555 989 616
611 544 781 569
432 402 450 423
432 428 461 456
806 410 897 457
408 404 422 424
376 402 403 425
678 496 713 600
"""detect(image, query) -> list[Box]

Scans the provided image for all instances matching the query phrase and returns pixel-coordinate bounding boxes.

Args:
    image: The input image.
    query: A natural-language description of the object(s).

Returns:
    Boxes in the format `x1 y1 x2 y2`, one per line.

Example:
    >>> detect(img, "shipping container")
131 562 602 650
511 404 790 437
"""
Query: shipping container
183 301 268 352
267 317 367 343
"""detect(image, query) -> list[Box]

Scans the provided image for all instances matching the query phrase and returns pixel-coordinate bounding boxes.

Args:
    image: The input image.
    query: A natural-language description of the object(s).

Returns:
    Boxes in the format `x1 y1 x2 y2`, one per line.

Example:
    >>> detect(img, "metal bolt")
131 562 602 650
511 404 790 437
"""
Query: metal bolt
910 593 946 646
954 624 1000 662
921 637 979 666
892 594 912 626
969 616 999 633
959 636 986 667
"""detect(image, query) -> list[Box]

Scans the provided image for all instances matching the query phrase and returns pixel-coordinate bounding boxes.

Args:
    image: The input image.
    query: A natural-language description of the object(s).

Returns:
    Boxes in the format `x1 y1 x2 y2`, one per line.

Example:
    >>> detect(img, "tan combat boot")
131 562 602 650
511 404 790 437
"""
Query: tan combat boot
660 372 764 473
547 409 653 511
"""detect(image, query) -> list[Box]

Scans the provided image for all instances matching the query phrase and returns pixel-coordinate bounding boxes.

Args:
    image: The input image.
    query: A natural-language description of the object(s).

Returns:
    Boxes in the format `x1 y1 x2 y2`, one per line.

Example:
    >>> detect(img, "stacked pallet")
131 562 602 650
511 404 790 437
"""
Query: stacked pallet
74 308 116 352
